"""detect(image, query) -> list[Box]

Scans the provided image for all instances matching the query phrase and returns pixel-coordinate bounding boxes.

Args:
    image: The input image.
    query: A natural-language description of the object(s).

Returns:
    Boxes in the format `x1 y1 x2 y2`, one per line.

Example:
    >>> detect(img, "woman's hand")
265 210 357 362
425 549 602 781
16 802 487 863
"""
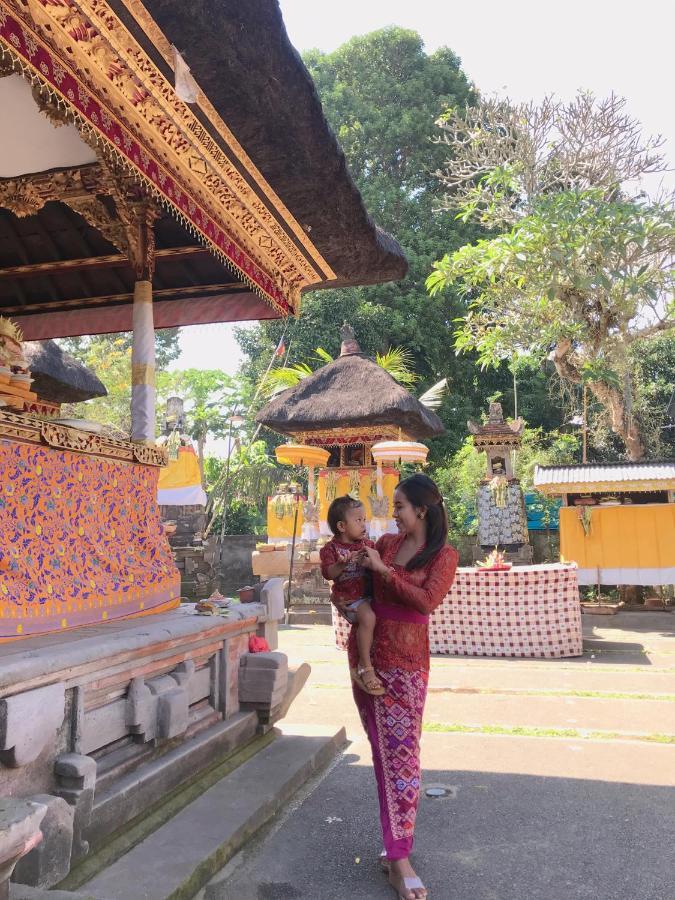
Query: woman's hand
361 545 389 575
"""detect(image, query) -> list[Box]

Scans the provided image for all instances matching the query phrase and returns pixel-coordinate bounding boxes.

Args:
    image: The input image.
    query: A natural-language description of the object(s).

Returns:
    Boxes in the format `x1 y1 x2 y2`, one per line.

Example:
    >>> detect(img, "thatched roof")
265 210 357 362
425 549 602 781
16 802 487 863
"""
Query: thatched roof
144 0 407 288
256 328 444 440
23 340 107 403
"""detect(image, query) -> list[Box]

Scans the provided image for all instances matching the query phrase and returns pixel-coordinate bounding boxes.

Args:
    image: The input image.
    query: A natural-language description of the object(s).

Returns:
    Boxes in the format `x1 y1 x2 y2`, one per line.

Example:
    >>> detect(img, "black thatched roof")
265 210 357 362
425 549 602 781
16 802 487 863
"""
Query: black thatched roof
140 0 407 288
256 342 444 440
23 340 107 403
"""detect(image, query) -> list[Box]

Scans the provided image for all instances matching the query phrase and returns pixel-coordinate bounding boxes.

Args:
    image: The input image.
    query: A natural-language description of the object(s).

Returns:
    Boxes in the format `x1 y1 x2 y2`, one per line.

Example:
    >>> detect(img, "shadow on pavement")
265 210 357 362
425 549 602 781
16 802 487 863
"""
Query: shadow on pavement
213 747 675 900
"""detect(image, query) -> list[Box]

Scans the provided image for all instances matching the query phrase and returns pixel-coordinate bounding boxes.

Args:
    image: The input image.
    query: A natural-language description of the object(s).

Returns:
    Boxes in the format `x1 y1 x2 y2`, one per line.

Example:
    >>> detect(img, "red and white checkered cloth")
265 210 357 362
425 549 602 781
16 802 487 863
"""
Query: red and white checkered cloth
332 563 583 659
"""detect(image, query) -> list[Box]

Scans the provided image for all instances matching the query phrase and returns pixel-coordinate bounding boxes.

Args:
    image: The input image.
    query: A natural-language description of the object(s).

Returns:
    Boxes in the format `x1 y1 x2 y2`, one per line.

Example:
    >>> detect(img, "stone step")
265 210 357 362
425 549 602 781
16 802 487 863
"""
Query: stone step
78 724 346 900
287 605 333 625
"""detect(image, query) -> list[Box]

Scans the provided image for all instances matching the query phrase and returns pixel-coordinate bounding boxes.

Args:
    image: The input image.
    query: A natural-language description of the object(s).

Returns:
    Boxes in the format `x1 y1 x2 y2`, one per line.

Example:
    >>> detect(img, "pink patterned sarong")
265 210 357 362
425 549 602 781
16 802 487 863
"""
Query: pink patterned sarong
353 601 429 860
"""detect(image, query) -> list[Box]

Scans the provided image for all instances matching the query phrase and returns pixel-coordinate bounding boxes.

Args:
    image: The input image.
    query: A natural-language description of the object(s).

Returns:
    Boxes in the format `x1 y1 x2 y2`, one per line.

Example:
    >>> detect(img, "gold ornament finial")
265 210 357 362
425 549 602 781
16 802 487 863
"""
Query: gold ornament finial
0 317 23 343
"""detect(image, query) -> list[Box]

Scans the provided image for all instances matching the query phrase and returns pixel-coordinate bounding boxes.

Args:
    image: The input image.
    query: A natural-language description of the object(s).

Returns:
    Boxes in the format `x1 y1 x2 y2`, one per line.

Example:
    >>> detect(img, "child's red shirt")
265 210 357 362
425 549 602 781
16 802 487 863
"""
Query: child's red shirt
319 537 375 607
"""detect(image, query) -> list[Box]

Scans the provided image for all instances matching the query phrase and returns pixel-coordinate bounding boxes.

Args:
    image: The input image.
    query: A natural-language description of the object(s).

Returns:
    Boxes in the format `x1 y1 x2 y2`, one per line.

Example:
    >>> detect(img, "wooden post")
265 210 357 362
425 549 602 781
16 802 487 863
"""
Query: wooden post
286 494 301 623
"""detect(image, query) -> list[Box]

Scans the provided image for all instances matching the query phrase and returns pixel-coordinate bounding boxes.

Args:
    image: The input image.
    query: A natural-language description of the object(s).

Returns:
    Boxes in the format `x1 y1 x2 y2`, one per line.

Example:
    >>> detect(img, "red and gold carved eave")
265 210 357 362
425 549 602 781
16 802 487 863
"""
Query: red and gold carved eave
0 1 324 316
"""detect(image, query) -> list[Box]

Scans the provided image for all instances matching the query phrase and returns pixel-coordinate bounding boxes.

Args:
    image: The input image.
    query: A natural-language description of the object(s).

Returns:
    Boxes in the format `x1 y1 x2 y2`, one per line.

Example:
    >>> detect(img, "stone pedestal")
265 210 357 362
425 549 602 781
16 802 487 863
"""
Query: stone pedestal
0 800 46 899
0 599 285 889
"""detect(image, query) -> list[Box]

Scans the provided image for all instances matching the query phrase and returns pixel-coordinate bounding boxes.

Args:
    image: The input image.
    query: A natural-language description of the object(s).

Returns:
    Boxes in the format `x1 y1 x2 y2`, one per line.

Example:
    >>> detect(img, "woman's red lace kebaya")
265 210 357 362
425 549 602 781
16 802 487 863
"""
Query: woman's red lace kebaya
348 532 459 672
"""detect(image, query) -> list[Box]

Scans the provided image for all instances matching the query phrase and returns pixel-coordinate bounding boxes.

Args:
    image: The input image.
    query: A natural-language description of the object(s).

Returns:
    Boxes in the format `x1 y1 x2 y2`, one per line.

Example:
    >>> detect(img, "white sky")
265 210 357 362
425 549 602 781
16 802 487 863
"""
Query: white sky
174 0 674 385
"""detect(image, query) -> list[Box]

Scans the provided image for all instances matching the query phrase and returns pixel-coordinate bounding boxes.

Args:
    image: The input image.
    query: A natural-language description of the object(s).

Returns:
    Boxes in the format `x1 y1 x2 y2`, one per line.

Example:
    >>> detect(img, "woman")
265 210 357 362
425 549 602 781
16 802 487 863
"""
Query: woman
355 474 458 900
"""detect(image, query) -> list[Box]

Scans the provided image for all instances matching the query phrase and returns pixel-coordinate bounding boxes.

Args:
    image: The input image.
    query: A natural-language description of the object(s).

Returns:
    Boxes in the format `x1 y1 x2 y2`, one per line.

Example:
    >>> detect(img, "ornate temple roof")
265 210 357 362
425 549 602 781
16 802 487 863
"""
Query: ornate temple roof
468 402 524 446
256 326 444 442
0 0 406 338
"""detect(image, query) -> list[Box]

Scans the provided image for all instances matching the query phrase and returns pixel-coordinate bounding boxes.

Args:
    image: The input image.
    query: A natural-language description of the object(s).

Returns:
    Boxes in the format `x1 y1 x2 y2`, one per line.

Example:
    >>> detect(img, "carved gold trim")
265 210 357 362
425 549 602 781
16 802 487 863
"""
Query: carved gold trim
0 410 166 465
4 0 334 310
118 0 334 279
294 425 413 444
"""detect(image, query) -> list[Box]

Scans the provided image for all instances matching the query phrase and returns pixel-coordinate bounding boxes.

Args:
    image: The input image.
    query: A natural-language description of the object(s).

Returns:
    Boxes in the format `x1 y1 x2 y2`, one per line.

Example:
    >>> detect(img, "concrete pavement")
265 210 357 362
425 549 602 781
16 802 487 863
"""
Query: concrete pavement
206 612 674 900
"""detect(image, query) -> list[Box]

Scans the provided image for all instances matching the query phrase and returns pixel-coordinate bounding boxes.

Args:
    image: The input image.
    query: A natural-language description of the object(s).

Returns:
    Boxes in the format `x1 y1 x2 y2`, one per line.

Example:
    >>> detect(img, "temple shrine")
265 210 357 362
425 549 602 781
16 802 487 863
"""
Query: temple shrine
252 324 444 588
0 1 405 891
469 401 533 564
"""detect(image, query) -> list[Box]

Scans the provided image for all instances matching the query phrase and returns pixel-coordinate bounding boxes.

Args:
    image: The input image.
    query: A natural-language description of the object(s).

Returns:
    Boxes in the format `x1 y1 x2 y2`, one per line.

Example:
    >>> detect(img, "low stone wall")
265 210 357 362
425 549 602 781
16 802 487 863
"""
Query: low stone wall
454 530 560 566
228 532 561 578
0 607 275 889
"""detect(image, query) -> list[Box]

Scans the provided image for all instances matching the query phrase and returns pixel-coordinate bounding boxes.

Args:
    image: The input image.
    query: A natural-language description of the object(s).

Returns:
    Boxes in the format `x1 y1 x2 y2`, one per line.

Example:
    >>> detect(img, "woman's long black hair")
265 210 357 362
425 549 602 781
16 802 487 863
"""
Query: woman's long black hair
397 473 449 571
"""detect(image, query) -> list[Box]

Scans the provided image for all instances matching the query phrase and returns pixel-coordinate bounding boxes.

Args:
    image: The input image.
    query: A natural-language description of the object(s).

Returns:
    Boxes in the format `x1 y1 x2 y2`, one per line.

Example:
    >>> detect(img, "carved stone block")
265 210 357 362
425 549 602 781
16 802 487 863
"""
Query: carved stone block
13 794 74 889
125 678 157 742
0 684 65 768
0 798 47 897
53 754 96 860
147 675 188 740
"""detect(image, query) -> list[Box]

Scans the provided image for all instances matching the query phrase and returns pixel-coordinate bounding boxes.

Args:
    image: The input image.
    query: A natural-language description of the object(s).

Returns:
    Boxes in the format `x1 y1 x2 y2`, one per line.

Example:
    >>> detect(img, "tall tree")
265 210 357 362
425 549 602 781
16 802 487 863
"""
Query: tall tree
237 28 563 457
429 93 674 459
157 369 240 482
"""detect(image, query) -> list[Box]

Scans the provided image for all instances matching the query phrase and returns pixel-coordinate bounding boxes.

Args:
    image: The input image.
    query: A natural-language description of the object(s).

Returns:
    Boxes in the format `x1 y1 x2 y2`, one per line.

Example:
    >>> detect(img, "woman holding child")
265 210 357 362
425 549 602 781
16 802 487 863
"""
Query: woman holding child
320 474 458 900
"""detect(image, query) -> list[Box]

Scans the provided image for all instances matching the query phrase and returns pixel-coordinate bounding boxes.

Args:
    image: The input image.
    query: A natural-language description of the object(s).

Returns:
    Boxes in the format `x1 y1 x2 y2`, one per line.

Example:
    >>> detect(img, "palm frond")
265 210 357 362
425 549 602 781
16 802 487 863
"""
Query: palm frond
375 347 419 385
263 362 313 397
313 347 334 364
418 378 448 409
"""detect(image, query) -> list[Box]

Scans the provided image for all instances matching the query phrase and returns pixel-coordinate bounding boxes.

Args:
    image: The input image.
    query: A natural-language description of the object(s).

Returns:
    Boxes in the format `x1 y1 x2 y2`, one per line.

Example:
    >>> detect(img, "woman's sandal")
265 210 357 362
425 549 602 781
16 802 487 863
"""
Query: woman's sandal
388 870 427 900
351 665 385 695
380 853 427 899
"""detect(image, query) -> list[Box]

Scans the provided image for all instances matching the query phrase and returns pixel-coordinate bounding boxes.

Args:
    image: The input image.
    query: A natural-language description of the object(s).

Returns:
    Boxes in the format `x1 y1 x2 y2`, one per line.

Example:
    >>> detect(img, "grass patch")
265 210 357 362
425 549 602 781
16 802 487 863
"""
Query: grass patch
422 722 675 744
309 683 675 702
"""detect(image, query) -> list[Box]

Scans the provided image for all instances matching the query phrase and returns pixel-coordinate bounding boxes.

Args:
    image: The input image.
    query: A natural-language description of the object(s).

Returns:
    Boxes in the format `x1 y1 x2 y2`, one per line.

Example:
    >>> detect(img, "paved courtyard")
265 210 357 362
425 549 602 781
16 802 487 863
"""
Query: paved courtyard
205 611 675 900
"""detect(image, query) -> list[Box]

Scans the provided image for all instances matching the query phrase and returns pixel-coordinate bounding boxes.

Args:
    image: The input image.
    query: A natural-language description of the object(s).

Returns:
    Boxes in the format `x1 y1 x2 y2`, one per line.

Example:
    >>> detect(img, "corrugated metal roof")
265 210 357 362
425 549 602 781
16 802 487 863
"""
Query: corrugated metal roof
534 462 675 487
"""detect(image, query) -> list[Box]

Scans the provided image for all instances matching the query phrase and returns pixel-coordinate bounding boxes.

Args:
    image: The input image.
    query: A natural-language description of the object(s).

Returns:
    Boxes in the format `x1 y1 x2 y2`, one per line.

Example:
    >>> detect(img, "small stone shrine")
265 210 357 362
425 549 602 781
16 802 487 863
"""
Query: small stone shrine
469 402 533 564
157 397 220 600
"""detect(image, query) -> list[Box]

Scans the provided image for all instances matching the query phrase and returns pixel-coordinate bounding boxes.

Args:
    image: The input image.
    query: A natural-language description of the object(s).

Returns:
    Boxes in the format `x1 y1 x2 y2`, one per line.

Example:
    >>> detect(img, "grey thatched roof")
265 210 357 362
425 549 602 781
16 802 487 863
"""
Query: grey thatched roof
256 353 445 440
23 341 107 403
144 0 407 288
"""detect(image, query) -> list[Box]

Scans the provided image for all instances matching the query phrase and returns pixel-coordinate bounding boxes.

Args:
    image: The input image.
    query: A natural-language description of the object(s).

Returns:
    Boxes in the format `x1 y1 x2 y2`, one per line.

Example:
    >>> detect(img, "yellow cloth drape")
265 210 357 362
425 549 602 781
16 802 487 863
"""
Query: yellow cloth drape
157 447 202 491
560 505 675 569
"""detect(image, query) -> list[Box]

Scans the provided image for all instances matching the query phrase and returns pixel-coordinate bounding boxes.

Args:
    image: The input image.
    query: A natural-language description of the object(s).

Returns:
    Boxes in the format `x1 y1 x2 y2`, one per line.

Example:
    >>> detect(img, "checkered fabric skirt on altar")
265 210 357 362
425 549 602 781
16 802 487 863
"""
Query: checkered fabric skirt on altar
332 563 583 659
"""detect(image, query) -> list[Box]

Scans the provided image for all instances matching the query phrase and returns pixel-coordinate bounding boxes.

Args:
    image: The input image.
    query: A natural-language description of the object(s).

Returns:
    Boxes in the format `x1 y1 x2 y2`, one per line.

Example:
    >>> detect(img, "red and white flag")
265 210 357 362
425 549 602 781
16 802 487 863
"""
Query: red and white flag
274 337 286 357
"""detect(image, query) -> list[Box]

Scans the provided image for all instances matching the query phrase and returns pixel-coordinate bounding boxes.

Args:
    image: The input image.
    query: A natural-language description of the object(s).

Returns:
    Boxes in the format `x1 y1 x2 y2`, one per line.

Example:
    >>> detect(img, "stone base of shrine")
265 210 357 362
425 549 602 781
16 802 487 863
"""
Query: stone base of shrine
0 597 295 891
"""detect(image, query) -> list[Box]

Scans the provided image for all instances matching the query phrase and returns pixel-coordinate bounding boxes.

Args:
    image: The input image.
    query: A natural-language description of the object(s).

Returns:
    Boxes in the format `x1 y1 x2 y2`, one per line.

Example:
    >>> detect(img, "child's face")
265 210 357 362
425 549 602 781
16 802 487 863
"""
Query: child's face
338 505 367 542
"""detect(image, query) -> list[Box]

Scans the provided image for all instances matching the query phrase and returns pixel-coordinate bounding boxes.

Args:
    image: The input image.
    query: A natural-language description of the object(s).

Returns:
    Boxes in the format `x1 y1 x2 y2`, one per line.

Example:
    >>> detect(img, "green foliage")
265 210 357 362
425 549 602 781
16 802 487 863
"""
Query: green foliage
433 439 486 540
429 189 674 371
430 95 675 458
59 329 181 433
204 441 285 537
237 28 566 458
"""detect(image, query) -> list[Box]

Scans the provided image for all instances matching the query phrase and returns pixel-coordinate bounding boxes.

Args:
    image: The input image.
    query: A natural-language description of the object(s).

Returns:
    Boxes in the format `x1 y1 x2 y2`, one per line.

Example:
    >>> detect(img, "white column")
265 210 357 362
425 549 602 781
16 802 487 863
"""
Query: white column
131 279 155 443
308 467 316 504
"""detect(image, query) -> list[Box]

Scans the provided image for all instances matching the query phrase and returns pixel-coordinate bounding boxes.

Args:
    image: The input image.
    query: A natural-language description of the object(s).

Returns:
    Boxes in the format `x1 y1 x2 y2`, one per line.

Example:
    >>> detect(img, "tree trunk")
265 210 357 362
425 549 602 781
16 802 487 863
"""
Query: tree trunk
197 434 205 487
549 339 646 461
587 380 646 461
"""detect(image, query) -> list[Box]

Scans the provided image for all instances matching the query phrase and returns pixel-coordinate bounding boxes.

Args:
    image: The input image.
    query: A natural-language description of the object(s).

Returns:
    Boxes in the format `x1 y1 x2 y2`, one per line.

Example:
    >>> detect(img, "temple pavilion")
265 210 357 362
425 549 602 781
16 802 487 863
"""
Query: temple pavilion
256 324 444 543
0 2 407 892
0 0 405 637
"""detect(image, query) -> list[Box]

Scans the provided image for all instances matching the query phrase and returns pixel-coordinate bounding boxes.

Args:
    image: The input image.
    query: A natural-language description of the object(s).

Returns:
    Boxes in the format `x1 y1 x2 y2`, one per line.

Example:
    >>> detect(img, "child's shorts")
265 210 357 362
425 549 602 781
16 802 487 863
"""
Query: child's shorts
340 597 372 625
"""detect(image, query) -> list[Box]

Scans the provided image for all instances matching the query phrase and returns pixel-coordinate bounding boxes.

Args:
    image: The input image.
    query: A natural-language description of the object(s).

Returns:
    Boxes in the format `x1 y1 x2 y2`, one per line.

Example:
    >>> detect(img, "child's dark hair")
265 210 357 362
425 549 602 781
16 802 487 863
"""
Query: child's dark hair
327 495 364 537
397 474 448 570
